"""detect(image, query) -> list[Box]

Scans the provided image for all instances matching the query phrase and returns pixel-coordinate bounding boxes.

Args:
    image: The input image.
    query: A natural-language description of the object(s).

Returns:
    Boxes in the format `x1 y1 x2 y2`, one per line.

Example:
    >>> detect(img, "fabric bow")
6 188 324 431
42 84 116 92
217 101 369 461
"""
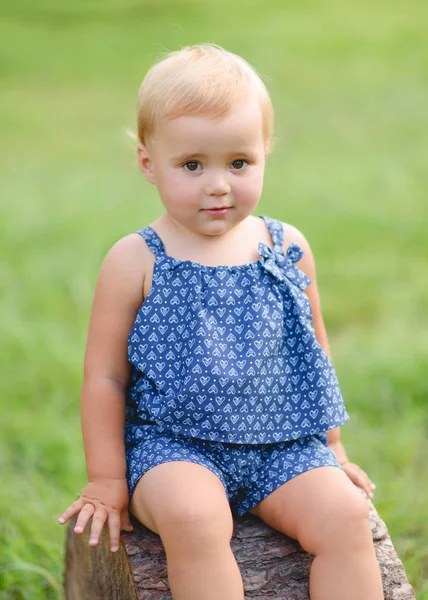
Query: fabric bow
258 242 312 291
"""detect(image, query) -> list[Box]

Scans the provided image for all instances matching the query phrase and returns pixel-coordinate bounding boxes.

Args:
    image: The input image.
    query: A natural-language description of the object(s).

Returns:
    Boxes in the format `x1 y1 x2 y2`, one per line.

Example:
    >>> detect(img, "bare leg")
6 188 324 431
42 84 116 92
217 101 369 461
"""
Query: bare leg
249 467 383 600
130 461 244 600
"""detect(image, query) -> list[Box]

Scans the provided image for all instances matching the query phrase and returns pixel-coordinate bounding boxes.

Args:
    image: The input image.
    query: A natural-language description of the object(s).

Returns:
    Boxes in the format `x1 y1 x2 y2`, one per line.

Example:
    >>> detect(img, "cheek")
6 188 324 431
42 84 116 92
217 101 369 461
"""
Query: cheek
237 170 264 199
157 169 198 208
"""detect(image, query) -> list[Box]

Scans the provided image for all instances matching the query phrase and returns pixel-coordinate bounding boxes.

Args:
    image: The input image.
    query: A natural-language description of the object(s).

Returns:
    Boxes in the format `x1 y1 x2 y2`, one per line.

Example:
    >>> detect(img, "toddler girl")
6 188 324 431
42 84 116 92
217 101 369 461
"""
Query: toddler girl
59 44 383 599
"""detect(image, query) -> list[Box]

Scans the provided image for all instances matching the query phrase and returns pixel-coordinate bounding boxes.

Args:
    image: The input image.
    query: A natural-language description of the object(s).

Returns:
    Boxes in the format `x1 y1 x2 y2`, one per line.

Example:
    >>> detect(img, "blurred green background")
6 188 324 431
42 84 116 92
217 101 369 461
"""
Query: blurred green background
1 0 427 598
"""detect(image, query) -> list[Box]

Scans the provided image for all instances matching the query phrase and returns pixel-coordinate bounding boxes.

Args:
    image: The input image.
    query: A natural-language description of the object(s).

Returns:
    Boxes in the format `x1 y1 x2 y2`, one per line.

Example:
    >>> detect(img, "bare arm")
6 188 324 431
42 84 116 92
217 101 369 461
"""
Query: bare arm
59 233 151 547
282 224 375 497
81 235 146 481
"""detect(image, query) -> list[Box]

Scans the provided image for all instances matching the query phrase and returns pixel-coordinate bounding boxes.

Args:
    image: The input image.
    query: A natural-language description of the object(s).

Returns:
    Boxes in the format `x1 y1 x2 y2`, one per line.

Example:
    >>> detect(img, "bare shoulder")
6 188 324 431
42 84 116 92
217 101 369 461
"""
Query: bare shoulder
96 232 154 305
282 222 312 256
103 232 152 271
83 233 156 382
282 222 316 280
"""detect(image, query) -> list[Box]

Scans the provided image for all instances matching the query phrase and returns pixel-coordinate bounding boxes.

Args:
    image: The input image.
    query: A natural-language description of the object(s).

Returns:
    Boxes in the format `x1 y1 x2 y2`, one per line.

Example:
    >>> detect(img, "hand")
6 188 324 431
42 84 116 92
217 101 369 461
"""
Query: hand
58 478 133 552
341 461 376 499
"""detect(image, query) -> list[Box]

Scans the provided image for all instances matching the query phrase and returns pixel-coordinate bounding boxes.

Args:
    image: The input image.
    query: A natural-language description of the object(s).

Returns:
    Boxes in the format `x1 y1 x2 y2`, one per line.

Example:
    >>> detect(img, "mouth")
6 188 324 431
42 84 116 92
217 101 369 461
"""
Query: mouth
202 207 232 216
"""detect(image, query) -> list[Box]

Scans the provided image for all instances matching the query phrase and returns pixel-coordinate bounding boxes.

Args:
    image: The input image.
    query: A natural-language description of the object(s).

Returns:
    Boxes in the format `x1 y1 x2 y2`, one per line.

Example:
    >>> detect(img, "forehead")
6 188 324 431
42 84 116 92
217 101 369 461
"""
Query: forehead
151 96 265 153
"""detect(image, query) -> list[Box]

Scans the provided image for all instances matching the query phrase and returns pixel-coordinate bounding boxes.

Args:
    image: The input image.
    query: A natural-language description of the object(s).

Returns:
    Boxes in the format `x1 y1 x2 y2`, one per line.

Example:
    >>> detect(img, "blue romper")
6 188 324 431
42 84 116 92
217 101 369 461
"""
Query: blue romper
125 215 350 516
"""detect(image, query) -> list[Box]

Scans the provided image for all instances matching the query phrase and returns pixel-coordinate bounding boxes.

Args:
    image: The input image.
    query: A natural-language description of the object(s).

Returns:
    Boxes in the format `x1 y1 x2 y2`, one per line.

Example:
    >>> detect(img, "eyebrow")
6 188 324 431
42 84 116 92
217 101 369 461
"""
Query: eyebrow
171 152 208 163
171 150 258 163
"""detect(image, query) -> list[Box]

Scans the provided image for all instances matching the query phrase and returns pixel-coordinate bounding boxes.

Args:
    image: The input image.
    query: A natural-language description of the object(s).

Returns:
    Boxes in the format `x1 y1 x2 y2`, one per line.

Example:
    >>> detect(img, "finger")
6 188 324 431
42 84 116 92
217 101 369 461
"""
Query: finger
74 503 96 534
108 512 122 552
89 507 108 546
121 512 134 532
58 498 85 525
354 472 374 498
360 472 375 498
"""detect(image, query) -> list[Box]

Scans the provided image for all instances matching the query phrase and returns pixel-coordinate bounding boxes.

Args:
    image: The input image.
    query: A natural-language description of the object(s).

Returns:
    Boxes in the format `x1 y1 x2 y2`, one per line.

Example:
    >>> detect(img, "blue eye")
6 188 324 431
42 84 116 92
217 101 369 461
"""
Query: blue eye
184 161 200 172
231 160 247 170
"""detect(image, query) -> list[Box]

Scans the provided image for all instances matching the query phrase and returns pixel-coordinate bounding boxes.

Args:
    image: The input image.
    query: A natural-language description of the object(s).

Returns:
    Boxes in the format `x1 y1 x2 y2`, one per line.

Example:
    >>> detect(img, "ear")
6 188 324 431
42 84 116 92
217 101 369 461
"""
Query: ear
137 143 156 185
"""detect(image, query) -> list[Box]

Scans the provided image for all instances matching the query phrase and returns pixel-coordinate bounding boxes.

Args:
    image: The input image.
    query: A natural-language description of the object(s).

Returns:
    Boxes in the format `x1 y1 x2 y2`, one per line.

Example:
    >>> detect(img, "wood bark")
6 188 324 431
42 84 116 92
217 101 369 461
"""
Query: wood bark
65 500 415 599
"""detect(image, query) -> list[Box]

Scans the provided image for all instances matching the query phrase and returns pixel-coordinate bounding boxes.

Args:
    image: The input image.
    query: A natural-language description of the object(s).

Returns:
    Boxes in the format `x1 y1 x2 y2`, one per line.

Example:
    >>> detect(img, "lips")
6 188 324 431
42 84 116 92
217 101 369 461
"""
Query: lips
202 207 232 217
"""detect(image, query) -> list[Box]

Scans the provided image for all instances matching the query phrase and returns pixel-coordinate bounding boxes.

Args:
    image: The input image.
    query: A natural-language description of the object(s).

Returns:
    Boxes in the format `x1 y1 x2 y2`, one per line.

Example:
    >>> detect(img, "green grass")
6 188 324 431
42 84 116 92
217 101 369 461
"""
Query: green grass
1 1 427 597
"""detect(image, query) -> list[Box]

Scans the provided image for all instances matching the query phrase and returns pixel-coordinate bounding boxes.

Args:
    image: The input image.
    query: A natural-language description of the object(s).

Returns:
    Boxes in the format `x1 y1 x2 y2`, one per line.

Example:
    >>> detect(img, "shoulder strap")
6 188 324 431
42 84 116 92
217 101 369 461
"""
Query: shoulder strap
135 226 165 256
260 215 284 248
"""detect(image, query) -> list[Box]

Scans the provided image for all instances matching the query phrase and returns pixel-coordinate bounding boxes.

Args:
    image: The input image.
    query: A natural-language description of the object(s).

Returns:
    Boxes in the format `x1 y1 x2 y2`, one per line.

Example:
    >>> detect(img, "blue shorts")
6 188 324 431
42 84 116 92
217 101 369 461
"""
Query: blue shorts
126 431 341 517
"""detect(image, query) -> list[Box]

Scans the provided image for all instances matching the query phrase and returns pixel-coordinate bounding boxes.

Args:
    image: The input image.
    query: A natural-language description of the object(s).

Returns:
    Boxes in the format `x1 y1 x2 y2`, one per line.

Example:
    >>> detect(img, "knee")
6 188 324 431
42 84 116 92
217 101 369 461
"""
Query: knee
155 497 234 554
334 490 370 532
300 491 372 555
322 492 371 552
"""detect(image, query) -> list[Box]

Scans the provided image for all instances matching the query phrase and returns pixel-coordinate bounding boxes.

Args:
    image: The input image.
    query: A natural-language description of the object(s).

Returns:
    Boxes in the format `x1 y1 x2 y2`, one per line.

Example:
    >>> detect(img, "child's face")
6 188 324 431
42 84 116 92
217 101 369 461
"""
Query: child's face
138 94 269 237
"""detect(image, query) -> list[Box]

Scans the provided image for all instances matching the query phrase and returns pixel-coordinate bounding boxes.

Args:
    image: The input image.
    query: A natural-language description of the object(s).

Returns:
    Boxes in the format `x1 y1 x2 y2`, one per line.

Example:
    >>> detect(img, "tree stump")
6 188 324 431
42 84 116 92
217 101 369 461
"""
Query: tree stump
64 499 415 599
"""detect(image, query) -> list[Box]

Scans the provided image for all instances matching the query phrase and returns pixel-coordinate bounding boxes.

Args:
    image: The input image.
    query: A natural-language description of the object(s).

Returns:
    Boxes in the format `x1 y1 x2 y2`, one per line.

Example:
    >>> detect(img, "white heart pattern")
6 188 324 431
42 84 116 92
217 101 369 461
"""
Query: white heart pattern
126 216 350 446
124 429 340 516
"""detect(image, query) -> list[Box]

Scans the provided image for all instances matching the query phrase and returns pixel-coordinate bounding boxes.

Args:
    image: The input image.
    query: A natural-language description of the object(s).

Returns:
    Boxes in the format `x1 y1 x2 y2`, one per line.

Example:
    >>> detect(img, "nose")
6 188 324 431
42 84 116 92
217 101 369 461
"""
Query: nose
204 171 231 196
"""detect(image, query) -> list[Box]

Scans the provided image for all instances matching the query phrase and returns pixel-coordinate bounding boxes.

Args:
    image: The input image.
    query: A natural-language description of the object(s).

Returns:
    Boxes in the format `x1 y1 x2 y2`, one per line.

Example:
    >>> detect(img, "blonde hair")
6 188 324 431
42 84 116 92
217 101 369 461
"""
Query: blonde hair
136 44 274 145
